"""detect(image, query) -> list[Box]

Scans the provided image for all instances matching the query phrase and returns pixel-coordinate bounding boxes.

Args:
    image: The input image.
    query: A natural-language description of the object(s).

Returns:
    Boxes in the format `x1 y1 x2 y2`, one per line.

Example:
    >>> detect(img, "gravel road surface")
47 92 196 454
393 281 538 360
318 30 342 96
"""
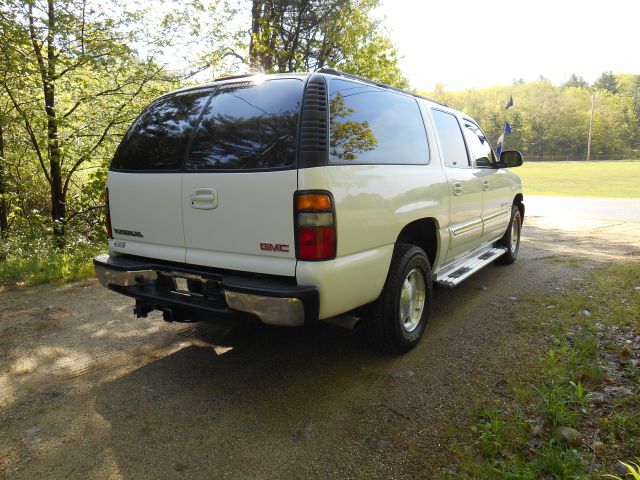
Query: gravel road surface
1 196 639 479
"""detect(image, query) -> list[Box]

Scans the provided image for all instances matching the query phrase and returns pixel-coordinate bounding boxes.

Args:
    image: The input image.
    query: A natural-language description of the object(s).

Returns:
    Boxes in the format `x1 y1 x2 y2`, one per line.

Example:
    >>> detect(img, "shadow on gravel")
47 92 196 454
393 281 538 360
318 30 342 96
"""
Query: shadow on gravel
88 323 399 479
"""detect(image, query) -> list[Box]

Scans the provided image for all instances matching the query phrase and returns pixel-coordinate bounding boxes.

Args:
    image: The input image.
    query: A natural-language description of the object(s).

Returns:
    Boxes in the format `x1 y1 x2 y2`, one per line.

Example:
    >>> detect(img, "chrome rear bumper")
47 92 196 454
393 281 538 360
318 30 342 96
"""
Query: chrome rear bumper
94 254 317 326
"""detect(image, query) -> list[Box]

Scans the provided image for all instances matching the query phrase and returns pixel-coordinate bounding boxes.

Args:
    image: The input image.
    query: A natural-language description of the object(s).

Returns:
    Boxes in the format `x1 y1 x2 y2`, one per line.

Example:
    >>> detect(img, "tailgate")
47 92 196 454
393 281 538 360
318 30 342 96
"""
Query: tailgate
182 170 297 276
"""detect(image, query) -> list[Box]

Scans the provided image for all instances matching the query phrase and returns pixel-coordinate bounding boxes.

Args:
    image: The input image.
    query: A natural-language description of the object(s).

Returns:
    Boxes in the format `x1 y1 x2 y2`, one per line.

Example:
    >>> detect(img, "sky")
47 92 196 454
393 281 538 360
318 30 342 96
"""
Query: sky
377 0 640 91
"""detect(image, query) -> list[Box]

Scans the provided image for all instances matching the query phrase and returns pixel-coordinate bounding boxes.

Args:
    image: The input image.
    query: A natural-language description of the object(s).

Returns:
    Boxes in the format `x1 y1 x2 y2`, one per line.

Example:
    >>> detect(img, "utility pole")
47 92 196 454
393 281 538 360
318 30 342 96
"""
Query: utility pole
586 91 596 161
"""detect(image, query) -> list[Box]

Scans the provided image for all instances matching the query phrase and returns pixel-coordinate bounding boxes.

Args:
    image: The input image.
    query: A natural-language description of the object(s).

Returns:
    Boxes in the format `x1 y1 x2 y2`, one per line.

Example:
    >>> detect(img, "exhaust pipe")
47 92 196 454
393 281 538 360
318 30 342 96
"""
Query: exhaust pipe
325 314 361 330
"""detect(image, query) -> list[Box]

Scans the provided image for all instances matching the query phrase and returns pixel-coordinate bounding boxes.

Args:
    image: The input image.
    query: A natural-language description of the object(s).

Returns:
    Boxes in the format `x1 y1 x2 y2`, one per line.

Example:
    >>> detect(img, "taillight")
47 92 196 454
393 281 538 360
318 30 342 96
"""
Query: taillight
105 188 113 239
295 192 336 260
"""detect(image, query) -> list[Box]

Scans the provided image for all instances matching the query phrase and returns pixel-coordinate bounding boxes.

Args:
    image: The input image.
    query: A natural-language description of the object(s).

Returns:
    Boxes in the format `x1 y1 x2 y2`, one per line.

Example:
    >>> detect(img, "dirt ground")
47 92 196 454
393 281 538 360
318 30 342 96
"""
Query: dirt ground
1 197 639 479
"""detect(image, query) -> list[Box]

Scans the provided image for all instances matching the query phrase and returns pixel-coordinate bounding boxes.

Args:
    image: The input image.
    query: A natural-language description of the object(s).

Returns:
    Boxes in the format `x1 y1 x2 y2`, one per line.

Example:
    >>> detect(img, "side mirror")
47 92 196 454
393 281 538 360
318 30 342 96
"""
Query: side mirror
497 150 523 168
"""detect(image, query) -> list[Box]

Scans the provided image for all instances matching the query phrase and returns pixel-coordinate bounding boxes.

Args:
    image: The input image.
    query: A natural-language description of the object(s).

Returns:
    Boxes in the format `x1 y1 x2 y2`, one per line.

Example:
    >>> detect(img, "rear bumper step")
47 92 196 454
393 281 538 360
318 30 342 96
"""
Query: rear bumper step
94 254 318 326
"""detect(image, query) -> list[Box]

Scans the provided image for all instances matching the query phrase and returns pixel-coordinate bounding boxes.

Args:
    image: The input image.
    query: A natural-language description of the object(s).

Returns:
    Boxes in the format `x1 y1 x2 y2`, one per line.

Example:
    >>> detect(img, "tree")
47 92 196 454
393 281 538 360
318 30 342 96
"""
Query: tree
0 111 7 236
594 71 618 94
247 0 408 88
563 74 589 89
0 0 176 240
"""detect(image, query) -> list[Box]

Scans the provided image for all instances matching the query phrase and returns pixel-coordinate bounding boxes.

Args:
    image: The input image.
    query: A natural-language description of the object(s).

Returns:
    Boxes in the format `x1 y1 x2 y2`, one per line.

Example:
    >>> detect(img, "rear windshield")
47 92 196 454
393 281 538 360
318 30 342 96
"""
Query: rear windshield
186 79 303 170
111 79 303 171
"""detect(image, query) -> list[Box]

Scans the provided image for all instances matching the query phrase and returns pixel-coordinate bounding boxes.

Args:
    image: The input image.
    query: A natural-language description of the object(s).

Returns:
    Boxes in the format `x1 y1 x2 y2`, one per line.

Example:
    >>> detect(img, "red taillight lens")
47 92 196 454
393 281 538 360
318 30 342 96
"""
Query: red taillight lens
295 192 336 261
298 227 336 260
105 188 113 239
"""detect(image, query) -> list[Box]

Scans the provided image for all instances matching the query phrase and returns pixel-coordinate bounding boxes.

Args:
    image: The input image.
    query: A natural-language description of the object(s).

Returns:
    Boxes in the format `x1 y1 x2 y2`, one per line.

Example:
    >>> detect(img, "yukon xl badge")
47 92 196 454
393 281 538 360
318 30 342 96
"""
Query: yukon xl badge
260 243 289 253
114 228 144 238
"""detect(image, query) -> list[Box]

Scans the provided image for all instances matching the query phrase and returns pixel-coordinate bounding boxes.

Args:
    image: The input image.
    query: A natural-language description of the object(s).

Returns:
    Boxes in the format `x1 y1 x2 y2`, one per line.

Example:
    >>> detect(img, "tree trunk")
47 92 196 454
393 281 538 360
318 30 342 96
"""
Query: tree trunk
249 0 263 70
44 0 65 238
0 120 8 237
45 82 64 237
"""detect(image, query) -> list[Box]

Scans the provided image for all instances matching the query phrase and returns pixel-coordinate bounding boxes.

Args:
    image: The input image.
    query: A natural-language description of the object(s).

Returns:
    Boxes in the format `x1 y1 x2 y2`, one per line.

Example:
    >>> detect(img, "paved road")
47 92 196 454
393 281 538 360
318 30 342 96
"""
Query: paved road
526 195 640 223
1 197 639 479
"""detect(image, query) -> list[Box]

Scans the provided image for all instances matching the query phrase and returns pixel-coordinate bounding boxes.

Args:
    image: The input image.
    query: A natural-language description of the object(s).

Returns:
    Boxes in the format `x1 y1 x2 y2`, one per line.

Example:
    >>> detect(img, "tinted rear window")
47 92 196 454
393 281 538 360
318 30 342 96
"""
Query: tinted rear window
328 79 429 165
111 91 212 171
186 79 303 170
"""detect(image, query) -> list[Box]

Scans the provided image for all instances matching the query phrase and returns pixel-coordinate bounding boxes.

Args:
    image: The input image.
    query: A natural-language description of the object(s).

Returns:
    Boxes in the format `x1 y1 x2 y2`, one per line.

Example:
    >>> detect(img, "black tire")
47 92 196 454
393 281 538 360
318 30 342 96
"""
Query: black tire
364 243 433 354
496 205 522 265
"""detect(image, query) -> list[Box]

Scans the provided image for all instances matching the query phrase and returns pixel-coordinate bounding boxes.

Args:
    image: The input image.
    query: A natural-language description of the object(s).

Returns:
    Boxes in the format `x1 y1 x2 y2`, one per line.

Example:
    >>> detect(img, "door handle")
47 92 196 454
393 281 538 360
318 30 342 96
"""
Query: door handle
190 188 218 209
453 182 463 196
190 194 214 202
482 180 490 191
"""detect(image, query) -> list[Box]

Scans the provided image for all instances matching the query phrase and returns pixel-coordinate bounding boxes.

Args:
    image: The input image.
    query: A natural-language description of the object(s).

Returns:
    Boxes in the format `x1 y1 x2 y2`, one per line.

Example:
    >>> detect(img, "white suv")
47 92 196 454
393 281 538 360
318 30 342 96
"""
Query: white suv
94 69 524 353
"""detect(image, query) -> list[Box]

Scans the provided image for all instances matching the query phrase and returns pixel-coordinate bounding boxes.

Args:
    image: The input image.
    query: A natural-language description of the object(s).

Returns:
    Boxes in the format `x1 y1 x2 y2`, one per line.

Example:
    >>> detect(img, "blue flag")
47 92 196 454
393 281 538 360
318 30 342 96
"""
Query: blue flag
504 122 512 134
505 95 513 110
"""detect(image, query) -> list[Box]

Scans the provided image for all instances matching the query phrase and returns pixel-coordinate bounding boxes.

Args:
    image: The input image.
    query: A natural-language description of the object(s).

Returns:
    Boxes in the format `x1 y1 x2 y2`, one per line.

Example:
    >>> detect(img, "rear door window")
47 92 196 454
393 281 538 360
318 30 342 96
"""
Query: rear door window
431 109 470 167
185 79 303 170
111 91 212 171
328 79 429 165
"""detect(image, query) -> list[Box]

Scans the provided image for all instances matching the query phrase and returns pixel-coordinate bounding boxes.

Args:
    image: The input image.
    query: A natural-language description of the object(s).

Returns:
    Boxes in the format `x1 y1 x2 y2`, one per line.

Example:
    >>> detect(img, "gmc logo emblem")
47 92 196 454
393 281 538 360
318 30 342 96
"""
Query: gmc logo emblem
260 242 289 253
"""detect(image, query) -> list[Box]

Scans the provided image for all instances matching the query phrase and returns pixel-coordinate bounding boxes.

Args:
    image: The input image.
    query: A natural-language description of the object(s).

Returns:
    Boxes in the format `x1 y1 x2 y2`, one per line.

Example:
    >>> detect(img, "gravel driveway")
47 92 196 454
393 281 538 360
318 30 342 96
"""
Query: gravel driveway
1 197 639 479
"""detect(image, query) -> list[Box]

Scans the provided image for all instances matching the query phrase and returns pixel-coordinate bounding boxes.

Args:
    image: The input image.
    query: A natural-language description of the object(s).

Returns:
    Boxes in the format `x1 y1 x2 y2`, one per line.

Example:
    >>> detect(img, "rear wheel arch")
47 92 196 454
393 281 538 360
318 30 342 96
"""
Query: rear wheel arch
395 218 439 268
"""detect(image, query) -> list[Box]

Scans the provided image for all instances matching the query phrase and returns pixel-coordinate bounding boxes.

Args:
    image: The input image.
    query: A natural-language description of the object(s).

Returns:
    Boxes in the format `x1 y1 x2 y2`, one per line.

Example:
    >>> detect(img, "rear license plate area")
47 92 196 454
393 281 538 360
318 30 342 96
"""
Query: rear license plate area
174 277 189 292
171 276 204 296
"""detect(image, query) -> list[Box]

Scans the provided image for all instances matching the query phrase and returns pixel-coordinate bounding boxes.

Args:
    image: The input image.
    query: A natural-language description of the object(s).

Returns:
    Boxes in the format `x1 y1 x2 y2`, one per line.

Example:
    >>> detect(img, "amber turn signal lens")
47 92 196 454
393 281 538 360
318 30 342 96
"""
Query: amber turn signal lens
296 193 332 211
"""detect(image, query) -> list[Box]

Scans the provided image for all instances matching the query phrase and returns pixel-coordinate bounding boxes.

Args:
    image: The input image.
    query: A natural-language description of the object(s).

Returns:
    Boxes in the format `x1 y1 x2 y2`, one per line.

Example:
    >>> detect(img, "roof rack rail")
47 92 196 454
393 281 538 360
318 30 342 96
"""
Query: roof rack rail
315 68 448 107
213 72 260 82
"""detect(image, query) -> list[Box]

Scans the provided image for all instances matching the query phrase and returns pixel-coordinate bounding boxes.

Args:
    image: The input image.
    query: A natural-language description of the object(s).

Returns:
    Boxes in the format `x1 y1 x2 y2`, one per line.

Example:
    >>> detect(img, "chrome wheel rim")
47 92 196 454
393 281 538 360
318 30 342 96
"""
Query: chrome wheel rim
510 215 521 254
399 268 426 332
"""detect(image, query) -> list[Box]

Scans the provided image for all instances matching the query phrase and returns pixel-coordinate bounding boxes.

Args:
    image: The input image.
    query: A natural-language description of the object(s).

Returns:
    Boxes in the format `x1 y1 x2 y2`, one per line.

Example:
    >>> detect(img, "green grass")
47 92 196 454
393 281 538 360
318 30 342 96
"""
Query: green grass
446 263 640 479
517 160 640 198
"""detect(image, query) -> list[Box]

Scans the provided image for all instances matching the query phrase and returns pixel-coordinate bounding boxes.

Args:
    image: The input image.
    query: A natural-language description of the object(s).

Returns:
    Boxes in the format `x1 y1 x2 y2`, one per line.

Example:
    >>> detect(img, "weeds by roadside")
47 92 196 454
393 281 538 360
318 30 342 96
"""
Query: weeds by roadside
0 225 105 287
445 263 640 479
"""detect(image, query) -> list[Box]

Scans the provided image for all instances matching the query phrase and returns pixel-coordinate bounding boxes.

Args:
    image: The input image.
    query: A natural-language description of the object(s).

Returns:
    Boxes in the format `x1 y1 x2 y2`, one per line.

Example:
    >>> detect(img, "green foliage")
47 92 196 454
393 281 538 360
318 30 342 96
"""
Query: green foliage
248 0 409 88
0 218 106 286
595 71 619 94
421 73 640 159
563 74 589 89
605 458 640 480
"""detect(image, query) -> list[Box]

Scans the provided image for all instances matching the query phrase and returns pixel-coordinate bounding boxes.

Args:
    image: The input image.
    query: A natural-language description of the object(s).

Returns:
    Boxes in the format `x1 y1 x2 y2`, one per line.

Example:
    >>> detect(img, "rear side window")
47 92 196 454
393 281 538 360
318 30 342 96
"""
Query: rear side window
431 109 470 167
186 79 303 170
111 91 212 171
328 79 429 165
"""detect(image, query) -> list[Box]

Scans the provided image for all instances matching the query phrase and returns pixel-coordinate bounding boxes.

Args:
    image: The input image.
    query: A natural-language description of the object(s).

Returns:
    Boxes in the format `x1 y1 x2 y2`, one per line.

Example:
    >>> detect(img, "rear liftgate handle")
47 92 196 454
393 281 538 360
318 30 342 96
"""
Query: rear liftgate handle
190 188 218 210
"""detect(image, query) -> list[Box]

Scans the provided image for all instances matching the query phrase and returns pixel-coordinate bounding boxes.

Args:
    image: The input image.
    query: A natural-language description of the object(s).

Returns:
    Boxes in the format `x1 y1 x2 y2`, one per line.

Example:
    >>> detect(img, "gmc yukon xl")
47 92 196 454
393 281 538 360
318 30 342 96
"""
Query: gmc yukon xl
94 69 524 353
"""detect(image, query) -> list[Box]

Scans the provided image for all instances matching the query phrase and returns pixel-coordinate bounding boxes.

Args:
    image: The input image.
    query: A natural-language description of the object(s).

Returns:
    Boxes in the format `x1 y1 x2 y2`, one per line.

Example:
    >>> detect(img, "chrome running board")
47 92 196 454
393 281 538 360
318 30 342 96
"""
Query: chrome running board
435 247 507 288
